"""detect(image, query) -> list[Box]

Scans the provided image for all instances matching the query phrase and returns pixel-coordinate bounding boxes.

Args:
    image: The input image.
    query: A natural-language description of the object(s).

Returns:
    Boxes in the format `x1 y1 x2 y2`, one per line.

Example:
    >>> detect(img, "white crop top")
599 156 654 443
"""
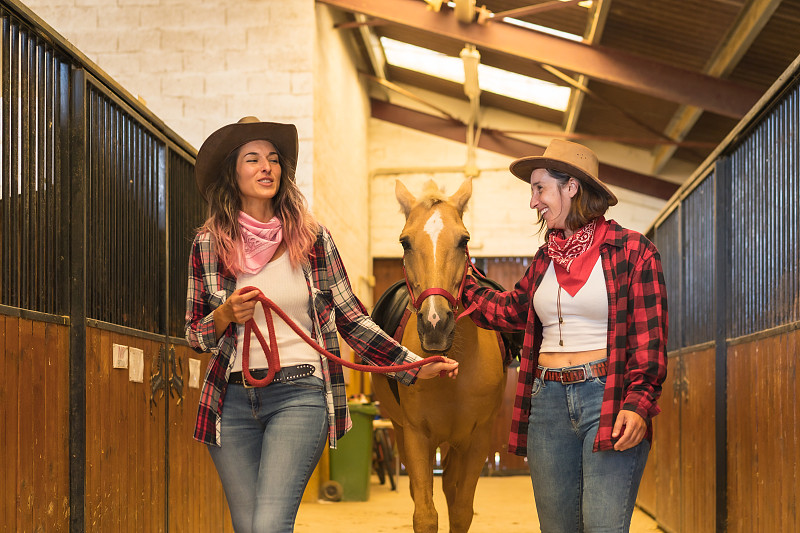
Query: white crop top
233 253 322 379
532 257 608 352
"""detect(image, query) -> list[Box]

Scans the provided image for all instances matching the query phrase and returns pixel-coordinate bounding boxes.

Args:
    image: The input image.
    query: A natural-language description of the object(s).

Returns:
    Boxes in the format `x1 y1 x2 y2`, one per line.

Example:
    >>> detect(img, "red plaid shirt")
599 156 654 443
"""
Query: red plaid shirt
463 219 668 454
186 226 421 447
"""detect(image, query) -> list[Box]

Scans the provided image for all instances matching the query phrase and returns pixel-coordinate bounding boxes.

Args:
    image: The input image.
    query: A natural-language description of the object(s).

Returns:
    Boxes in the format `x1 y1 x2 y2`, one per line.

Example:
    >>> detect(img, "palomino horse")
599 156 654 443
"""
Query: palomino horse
371 178 507 533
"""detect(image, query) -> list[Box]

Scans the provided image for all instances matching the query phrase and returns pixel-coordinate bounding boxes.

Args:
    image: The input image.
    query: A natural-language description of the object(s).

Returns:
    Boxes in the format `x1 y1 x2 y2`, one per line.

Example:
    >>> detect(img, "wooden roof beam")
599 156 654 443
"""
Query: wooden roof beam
317 0 762 118
563 0 611 133
651 0 782 173
370 98 680 200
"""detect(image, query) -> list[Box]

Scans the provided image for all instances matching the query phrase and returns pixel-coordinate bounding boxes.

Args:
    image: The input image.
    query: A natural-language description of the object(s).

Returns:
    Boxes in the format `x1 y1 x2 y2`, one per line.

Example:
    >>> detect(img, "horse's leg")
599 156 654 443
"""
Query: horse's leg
441 424 494 533
403 428 439 533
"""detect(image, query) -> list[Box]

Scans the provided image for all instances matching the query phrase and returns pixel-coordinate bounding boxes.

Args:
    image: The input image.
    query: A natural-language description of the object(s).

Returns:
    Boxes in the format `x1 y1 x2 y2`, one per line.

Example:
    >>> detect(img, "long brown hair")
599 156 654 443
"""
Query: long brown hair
537 168 609 236
201 143 318 274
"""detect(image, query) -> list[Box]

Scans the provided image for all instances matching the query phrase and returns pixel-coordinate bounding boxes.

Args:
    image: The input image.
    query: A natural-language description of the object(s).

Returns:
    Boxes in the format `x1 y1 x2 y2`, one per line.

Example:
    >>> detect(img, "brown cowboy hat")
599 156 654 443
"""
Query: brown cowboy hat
509 139 618 206
194 116 298 199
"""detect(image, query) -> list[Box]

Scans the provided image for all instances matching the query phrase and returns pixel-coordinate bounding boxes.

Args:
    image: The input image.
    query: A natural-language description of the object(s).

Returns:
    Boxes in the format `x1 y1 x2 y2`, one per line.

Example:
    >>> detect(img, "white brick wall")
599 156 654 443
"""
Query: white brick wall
312 5 373 302
23 0 316 164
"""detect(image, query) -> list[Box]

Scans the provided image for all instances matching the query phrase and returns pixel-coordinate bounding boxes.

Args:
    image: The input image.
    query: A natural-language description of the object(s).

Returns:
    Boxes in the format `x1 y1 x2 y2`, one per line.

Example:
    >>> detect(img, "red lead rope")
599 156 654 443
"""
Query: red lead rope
239 286 448 387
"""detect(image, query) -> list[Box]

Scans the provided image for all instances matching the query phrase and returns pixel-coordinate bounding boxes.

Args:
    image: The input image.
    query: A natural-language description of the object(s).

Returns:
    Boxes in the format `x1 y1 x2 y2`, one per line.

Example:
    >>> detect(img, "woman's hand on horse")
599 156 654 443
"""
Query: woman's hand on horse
219 288 261 324
417 357 459 380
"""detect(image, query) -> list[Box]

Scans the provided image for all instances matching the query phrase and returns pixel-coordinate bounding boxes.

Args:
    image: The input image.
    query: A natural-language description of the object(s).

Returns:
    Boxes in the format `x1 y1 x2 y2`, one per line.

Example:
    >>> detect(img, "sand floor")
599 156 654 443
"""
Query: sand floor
295 474 663 532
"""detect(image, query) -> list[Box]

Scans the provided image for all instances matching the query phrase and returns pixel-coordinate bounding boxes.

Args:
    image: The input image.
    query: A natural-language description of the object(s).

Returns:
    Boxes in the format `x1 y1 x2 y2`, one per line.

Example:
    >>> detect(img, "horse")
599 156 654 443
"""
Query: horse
371 178 509 533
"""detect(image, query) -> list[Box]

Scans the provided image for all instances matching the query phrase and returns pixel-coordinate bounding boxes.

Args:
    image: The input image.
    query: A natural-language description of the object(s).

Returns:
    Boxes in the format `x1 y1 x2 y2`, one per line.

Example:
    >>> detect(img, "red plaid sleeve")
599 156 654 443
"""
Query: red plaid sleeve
622 245 668 420
461 255 543 331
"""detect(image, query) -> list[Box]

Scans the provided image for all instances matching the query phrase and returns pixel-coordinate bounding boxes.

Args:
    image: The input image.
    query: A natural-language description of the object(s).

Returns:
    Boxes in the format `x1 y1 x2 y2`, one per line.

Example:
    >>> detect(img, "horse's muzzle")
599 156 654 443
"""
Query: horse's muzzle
416 308 455 352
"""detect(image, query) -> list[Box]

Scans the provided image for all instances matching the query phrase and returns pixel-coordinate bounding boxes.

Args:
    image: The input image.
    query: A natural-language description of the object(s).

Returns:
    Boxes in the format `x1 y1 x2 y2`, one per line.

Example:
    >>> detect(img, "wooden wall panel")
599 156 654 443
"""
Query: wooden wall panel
168 344 233 533
727 341 754 532
680 348 715 533
637 423 657 515
0 316 69 532
727 331 800 533
85 328 166 532
1 316 20 533
754 332 796 533
653 352 681 532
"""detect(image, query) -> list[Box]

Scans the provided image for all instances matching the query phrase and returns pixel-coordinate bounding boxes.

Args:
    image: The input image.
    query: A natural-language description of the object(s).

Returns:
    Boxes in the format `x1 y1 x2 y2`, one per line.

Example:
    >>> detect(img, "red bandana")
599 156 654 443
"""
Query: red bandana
546 217 608 296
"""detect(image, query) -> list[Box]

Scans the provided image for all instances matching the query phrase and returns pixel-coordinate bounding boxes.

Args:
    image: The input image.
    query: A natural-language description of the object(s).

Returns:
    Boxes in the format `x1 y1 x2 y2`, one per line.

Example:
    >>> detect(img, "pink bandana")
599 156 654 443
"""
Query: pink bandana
238 212 283 274
546 217 608 296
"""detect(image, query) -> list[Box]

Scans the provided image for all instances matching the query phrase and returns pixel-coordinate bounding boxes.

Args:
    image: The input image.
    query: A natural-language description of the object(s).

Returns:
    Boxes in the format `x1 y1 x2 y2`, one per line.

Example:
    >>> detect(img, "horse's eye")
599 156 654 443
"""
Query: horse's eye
459 236 470 249
400 238 411 251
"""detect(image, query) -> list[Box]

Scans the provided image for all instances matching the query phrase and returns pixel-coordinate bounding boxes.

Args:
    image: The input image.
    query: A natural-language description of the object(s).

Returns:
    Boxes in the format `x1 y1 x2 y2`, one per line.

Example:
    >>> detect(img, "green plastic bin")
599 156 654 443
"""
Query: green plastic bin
329 402 379 501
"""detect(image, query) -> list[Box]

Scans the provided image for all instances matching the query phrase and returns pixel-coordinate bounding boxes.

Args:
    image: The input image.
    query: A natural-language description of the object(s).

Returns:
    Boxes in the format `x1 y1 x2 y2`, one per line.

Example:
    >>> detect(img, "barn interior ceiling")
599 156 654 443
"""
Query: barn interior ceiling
316 0 800 200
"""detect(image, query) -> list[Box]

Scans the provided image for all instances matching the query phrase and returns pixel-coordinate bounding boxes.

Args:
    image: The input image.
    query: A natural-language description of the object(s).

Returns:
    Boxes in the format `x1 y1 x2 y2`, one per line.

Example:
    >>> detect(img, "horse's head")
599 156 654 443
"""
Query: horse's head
396 178 472 353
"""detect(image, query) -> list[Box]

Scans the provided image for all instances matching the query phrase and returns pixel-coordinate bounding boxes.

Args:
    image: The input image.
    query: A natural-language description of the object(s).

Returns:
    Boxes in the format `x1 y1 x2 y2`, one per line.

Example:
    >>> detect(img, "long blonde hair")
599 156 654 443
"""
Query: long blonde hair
200 144 318 275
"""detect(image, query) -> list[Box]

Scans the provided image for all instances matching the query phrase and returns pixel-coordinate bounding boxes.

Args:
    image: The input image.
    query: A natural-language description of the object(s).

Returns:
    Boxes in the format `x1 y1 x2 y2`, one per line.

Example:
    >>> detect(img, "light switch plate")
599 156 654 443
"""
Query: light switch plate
113 344 129 369
129 347 144 383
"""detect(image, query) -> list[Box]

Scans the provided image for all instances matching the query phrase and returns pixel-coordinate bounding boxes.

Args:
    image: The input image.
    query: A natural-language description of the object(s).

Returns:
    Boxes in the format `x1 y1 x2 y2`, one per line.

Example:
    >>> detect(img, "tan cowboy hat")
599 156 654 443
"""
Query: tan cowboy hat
509 139 618 206
194 116 298 199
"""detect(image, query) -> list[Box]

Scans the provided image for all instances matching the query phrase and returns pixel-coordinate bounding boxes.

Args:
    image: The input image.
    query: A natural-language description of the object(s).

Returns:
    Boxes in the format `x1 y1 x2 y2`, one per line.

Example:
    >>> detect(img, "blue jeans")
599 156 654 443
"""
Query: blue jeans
527 372 650 533
207 377 328 533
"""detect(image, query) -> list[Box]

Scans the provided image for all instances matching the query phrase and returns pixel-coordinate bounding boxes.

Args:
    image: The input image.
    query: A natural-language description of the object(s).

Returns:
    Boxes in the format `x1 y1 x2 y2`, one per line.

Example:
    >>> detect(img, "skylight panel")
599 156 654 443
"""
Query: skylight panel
380 37 571 111
442 0 585 42
502 17 583 41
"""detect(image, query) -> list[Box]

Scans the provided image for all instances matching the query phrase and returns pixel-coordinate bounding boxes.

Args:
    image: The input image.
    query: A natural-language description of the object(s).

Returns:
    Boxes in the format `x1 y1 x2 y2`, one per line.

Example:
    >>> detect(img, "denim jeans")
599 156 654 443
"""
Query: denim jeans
527 372 650 533
207 376 328 533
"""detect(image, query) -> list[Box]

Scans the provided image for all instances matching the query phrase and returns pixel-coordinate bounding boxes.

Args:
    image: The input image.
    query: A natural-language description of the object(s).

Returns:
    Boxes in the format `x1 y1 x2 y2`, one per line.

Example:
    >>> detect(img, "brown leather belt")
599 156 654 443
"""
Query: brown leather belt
229 364 317 387
535 360 608 384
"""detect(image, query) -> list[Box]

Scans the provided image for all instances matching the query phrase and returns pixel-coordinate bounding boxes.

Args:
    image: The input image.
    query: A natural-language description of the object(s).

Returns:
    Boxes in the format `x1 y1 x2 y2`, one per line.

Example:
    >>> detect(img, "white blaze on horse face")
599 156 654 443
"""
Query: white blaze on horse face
423 209 445 328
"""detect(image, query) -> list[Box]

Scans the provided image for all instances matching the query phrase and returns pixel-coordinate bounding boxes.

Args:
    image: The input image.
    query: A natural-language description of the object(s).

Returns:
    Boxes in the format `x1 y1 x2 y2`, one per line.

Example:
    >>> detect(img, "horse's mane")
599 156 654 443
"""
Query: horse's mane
416 180 449 210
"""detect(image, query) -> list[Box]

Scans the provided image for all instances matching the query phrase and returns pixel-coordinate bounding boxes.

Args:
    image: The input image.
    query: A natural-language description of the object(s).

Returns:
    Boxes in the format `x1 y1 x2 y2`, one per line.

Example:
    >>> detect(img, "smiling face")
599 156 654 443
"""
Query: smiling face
235 140 282 218
529 168 578 235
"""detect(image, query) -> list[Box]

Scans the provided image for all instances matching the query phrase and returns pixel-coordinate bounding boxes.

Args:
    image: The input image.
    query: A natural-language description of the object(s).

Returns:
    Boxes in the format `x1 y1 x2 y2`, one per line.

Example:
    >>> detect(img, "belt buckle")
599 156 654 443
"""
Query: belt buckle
242 373 255 388
560 367 587 384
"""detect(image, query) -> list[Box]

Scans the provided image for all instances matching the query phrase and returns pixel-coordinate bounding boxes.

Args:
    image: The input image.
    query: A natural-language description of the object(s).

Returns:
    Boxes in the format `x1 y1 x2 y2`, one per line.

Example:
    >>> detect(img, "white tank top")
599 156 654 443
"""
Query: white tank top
533 257 608 352
233 253 322 379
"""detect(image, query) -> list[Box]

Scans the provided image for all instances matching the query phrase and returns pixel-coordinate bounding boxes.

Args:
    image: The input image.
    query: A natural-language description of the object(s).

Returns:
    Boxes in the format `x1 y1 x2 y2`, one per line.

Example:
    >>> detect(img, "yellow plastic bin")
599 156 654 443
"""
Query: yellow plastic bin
328 402 378 501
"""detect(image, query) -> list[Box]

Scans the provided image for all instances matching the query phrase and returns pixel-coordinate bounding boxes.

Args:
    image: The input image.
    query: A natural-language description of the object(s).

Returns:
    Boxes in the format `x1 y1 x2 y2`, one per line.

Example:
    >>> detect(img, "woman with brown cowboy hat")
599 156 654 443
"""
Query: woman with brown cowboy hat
185 117 458 533
460 139 668 532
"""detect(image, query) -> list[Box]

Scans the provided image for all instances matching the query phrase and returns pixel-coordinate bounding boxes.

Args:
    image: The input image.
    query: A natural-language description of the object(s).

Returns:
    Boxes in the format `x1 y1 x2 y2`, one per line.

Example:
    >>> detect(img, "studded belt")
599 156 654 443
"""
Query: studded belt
534 360 608 384
229 364 317 388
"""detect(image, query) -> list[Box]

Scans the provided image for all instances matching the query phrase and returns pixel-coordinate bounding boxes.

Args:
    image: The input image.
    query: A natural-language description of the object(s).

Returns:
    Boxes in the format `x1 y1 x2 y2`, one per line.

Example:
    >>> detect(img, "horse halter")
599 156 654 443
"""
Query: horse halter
402 247 475 322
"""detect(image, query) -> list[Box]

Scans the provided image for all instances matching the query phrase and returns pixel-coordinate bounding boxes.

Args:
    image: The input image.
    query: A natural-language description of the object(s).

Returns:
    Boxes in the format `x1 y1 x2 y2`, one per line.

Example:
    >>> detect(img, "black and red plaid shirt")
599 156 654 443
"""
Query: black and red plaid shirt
463 219 668 454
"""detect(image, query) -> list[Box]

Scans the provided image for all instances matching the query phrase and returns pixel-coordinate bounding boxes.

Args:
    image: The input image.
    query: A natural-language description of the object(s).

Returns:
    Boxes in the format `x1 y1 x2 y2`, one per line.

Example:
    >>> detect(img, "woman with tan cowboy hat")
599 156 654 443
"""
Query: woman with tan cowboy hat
185 116 458 533
460 139 668 532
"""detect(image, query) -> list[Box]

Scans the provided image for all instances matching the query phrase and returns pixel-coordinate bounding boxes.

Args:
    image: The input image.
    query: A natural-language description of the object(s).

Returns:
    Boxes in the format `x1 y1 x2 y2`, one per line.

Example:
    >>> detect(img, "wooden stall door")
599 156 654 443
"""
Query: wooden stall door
84 328 166 532
680 348 716 533
168 343 234 533
651 352 682 532
0 315 70 532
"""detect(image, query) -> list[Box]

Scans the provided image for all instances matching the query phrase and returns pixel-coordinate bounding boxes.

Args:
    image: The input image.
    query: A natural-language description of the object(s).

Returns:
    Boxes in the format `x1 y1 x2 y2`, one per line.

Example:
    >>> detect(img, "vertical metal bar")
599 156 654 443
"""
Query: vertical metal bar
68 64 86 533
1 15 10 307
21 27 31 310
36 38 46 311
57 60 69 313
10 22 20 307
714 162 729 533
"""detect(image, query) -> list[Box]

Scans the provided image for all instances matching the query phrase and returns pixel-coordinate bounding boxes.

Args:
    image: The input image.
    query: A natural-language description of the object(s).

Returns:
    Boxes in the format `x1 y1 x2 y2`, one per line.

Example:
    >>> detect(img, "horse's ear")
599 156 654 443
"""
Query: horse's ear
449 178 472 215
395 180 416 217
